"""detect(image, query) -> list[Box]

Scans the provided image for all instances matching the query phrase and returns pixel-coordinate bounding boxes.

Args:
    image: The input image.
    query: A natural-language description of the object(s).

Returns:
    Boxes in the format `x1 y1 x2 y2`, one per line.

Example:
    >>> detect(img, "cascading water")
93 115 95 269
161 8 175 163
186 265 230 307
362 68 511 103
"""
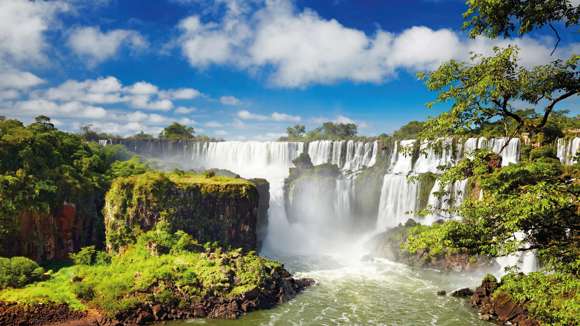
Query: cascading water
376 174 420 230
557 137 580 165
376 137 521 230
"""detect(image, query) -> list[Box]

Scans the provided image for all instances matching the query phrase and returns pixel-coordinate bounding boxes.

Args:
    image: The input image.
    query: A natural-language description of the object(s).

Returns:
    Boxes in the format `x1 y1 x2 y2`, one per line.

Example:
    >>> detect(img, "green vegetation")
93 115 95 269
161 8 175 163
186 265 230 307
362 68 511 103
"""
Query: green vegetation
0 228 283 317
392 121 425 139
104 171 256 252
0 257 45 289
418 46 579 142
159 122 195 140
463 0 579 40
0 116 133 257
485 272 580 326
280 122 360 141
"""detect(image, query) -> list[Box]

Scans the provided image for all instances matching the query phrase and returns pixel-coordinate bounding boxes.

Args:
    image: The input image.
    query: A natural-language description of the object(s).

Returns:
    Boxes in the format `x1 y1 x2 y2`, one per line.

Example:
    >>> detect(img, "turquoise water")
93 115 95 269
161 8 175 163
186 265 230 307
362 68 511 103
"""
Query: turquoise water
165 254 488 326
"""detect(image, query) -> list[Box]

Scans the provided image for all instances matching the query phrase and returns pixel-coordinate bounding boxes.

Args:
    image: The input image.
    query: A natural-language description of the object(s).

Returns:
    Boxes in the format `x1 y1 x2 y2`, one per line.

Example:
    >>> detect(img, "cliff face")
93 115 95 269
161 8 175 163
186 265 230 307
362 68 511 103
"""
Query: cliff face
250 178 269 250
104 172 265 252
4 198 102 263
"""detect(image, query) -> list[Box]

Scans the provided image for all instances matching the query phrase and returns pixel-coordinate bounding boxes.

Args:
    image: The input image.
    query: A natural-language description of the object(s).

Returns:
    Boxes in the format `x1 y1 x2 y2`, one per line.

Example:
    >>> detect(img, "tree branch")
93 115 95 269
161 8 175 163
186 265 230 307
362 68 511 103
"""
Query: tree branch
536 89 579 130
548 24 561 56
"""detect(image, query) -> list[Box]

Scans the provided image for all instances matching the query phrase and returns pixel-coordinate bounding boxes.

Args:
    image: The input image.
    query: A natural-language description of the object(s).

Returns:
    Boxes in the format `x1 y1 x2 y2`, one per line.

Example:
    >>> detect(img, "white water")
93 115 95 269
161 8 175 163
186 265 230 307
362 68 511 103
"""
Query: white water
108 136 579 280
108 136 579 325
557 137 580 165
376 174 420 230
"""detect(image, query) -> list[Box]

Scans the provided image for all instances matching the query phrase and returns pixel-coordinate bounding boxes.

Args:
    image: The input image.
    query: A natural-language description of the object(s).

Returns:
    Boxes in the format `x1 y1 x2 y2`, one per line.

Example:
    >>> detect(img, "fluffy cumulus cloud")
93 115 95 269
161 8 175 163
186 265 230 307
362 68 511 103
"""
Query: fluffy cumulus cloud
0 70 44 90
67 27 147 65
0 75 203 136
177 0 580 88
237 109 301 122
0 1 67 99
0 0 68 64
219 95 241 105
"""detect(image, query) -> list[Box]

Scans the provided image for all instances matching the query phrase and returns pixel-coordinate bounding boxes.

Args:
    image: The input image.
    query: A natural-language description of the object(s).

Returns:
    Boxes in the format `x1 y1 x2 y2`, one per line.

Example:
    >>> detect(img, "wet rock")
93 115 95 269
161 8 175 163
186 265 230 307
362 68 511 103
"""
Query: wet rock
437 290 446 296
451 288 474 298
470 277 540 326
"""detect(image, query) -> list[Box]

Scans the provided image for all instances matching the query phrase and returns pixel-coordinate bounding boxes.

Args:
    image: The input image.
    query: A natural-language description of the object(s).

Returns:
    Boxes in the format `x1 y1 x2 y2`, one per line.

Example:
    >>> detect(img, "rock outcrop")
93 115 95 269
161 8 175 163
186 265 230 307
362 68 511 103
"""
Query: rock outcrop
104 171 266 252
470 276 539 325
4 198 102 263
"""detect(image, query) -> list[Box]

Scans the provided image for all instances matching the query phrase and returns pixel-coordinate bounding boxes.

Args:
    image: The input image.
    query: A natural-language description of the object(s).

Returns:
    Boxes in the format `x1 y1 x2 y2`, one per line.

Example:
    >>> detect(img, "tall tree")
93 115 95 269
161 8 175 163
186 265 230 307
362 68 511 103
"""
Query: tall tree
159 123 195 140
418 47 579 141
464 0 579 54
286 124 306 139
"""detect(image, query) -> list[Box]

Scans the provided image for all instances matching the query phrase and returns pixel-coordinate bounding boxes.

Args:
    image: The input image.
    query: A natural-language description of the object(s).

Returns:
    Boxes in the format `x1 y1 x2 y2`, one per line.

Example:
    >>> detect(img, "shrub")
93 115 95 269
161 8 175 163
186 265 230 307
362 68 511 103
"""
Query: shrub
70 246 110 266
529 146 557 161
496 272 580 325
0 256 45 289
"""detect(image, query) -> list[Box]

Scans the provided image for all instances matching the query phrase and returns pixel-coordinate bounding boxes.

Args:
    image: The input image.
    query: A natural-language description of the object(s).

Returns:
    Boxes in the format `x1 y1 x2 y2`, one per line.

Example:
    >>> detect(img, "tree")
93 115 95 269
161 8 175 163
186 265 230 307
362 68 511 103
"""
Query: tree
286 124 306 139
320 122 358 138
128 131 155 141
159 123 195 140
392 121 425 139
418 47 579 144
464 0 579 54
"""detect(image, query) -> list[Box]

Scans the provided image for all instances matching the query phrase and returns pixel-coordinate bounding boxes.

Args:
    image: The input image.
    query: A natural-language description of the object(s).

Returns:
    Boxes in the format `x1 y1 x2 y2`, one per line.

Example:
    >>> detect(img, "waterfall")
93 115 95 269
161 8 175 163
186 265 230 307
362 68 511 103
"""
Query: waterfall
104 136 574 264
376 174 419 230
390 140 416 174
413 138 455 174
308 140 379 171
557 137 580 165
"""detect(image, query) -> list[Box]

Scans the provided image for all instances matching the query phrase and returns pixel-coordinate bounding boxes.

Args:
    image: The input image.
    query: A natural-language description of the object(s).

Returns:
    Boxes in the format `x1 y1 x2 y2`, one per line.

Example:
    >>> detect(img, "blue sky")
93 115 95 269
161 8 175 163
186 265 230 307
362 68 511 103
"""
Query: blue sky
0 0 578 140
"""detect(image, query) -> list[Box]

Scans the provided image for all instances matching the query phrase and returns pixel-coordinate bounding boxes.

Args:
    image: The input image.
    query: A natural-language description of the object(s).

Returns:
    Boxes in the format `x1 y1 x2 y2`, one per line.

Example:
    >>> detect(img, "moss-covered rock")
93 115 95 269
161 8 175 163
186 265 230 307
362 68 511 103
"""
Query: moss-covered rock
367 220 496 272
104 171 264 252
0 229 314 324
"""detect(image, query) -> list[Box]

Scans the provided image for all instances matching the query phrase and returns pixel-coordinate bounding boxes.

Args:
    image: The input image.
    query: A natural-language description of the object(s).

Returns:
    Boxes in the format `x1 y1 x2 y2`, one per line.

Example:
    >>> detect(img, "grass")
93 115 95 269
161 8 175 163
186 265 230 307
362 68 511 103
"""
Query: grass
0 228 283 317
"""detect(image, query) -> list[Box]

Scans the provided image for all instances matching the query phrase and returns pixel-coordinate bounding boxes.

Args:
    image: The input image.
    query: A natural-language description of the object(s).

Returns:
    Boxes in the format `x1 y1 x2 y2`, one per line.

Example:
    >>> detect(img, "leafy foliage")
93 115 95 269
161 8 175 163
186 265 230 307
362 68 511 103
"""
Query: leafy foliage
463 0 579 39
159 122 195 140
436 150 578 272
0 229 284 316
392 121 426 139
495 271 580 326
280 122 359 141
0 256 45 289
0 117 133 256
418 47 579 141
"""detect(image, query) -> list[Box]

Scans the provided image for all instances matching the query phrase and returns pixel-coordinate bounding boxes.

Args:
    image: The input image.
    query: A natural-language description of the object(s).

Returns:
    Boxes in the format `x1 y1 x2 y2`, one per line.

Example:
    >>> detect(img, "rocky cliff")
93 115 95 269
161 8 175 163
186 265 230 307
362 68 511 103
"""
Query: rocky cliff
3 197 103 263
104 171 266 252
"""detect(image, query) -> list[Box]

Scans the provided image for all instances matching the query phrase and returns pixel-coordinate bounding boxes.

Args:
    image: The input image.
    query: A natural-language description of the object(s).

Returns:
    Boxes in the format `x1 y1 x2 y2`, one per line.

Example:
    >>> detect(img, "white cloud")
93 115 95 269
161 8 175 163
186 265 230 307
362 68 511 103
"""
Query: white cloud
0 0 68 64
67 26 146 65
237 110 269 121
175 106 197 114
220 95 241 105
127 81 158 95
204 121 224 128
166 88 201 100
0 70 44 90
44 76 123 104
237 109 301 122
214 129 229 136
271 112 301 122
14 99 108 120
312 115 358 125
177 0 579 88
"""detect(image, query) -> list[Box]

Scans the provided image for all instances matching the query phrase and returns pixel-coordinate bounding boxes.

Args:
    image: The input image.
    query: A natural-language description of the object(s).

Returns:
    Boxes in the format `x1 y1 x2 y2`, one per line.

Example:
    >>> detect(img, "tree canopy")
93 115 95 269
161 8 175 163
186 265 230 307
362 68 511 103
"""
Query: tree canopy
159 123 195 140
463 0 579 40
418 47 579 142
